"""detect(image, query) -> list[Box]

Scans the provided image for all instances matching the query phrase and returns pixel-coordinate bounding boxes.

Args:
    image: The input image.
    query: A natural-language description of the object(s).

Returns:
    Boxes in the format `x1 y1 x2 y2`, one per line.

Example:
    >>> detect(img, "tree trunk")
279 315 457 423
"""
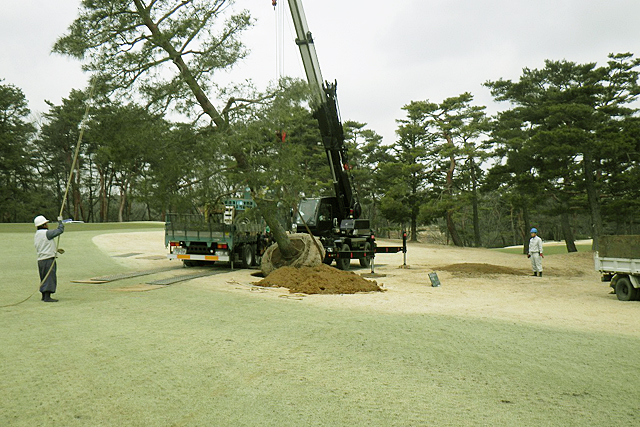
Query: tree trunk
134 0 227 129
233 141 298 260
118 193 126 223
510 205 516 246
444 133 463 246
134 0 297 258
446 210 463 246
73 166 86 222
582 150 603 251
99 167 107 222
560 199 577 252
522 204 531 255
87 157 95 222
410 214 418 242
409 188 418 242
106 173 115 222
253 195 298 259
118 179 127 223
470 161 481 247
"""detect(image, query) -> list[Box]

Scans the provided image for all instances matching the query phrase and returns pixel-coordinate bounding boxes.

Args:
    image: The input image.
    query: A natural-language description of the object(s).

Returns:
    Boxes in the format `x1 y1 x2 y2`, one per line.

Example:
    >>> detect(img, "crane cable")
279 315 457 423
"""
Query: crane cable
274 0 285 80
1 82 95 308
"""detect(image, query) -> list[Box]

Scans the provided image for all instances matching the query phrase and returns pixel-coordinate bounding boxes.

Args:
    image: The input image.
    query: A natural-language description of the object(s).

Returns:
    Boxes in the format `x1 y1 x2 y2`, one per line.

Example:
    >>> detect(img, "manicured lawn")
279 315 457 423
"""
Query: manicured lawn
1 225 638 426
0 221 164 234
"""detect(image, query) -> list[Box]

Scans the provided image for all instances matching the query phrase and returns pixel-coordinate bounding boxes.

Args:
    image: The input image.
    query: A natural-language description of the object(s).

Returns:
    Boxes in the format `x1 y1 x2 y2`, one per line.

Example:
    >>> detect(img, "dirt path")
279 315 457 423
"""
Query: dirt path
93 232 640 337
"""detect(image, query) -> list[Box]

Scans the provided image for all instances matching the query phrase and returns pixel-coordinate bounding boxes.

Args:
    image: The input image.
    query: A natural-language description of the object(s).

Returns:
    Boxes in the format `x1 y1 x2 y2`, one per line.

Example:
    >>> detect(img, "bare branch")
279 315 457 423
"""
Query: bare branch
157 0 193 28
178 3 224 53
221 93 278 116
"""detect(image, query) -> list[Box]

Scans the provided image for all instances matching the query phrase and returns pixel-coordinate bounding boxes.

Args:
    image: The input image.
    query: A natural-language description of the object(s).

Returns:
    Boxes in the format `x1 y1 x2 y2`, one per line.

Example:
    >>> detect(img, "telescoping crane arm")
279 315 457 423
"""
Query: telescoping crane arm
285 0 361 220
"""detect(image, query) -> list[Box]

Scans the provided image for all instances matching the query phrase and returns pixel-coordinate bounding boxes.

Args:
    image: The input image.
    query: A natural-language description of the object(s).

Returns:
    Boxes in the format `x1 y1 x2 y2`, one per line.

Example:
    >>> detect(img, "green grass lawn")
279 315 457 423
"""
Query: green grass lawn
1 225 638 426
0 221 164 234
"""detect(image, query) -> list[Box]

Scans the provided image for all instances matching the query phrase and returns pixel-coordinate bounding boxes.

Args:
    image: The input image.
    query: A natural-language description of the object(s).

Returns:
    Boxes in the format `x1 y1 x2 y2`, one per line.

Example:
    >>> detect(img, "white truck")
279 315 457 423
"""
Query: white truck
594 235 640 301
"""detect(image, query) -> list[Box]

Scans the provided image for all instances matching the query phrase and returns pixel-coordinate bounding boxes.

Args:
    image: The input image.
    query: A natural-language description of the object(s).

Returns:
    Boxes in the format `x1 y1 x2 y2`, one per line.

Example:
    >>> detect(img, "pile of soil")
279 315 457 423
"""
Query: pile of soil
438 263 526 276
255 264 382 294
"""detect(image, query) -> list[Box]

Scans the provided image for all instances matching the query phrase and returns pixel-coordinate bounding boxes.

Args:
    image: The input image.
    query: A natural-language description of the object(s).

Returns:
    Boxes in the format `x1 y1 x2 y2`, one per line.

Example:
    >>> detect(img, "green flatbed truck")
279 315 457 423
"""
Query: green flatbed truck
165 196 269 269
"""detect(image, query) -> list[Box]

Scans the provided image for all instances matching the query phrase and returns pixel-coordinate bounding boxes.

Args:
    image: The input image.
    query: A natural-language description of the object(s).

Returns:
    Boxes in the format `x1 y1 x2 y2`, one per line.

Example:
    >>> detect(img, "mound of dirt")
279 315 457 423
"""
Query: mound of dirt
438 263 526 276
255 264 382 294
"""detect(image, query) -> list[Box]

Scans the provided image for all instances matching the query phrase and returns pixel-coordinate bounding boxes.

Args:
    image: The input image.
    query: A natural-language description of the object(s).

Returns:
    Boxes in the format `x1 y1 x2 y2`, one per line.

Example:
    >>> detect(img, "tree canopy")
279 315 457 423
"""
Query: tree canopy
0 80 37 221
53 0 253 125
1 2 639 252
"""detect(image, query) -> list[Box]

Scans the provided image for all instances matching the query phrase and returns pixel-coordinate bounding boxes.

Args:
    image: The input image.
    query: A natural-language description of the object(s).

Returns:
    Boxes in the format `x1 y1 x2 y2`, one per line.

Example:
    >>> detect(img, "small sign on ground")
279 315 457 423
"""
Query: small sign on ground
428 272 441 287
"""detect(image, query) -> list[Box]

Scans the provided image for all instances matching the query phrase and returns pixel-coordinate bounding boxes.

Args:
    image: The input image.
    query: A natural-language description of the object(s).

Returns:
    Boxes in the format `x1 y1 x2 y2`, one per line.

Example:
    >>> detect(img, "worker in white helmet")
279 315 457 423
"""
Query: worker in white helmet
33 215 65 302
527 227 543 277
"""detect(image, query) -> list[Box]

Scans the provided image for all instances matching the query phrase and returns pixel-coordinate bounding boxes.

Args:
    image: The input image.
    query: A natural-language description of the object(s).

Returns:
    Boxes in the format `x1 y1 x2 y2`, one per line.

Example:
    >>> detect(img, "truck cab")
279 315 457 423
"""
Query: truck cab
295 196 373 269
295 197 338 234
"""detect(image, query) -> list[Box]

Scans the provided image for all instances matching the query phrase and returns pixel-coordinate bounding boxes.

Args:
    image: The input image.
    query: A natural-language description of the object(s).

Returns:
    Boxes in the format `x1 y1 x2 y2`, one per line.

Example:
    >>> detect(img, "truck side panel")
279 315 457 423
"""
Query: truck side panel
594 255 640 275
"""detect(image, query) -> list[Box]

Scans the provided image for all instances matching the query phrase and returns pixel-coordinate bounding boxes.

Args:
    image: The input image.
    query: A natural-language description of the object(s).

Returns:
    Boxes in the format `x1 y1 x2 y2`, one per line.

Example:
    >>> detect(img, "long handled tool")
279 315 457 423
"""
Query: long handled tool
1 83 94 308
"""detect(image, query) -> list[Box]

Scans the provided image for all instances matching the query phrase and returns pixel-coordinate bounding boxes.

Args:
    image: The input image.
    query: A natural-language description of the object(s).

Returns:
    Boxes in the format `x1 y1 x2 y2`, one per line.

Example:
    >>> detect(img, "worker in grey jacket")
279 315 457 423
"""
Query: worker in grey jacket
528 228 543 277
34 215 64 302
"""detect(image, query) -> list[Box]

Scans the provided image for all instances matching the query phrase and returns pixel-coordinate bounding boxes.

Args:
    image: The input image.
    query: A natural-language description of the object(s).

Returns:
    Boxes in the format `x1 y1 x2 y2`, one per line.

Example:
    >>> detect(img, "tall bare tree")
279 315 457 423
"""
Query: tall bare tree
54 0 300 258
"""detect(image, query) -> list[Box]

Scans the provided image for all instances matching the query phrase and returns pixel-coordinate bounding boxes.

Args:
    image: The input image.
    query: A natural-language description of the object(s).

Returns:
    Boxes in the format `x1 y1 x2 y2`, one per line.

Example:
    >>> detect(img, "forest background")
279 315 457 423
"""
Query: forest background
1 1 639 252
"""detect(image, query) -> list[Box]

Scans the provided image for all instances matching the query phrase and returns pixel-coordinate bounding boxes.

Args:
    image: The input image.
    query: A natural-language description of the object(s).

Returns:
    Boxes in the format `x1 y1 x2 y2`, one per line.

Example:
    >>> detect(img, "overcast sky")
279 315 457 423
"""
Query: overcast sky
2 0 639 143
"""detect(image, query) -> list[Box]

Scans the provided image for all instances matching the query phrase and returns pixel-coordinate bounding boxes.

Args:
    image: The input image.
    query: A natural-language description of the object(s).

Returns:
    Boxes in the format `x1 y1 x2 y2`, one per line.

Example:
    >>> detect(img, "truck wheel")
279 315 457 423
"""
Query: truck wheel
336 244 351 271
615 277 638 301
323 256 333 266
359 242 372 268
241 245 254 269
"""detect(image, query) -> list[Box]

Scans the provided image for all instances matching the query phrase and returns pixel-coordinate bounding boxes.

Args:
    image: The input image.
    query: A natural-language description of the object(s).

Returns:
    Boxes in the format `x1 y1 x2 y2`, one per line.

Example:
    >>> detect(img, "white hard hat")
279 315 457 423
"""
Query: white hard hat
34 215 49 227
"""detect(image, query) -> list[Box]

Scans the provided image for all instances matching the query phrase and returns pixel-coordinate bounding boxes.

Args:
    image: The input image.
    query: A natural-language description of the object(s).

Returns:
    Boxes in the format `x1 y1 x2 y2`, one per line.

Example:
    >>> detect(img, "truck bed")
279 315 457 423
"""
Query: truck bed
165 213 262 247
594 255 640 275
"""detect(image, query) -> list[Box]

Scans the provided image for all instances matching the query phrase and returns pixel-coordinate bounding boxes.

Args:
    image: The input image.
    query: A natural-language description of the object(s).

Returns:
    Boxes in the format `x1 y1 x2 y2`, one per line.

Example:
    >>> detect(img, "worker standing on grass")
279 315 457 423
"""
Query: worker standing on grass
34 215 65 302
528 228 543 277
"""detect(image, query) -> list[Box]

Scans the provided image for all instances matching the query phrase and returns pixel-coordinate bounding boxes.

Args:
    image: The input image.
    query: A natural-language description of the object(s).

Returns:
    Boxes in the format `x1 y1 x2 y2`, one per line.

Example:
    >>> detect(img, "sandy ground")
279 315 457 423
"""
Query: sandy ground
93 231 640 337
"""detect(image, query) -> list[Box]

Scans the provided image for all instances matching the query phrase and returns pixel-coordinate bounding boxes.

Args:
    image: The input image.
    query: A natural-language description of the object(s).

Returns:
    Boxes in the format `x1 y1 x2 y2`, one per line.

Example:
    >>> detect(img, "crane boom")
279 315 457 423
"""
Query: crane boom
279 0 406 271
286 0 324 103
286 0 360 220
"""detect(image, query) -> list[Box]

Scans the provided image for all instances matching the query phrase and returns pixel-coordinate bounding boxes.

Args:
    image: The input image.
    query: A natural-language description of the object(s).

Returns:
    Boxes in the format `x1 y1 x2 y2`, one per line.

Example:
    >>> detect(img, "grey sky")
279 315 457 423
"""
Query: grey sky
1 0 639 143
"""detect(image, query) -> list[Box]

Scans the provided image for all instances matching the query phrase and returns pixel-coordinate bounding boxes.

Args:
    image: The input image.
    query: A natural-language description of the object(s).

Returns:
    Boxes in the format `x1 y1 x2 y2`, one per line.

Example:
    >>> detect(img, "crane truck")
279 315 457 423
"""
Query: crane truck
283 0 405 270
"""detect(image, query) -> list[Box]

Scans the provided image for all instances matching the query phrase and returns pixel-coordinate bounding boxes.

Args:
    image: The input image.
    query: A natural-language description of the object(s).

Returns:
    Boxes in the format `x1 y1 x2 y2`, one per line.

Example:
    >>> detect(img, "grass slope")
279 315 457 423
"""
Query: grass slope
1 225 638 426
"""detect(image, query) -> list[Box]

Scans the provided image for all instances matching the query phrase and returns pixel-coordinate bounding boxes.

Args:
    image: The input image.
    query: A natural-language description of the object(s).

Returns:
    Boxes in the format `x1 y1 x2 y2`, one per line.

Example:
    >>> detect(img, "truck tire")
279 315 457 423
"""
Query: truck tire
336 244 351 271
615 277 638 301
359 242 372 268
241 245 254 269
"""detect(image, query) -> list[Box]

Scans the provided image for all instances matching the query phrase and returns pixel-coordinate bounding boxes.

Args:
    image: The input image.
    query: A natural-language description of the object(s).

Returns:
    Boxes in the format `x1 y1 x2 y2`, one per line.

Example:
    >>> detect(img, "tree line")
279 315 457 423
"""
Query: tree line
1 0 639 252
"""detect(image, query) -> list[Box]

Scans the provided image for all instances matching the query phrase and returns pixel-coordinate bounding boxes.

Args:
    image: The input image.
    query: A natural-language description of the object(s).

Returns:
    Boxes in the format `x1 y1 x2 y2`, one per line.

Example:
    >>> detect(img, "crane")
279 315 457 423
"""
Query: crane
286 0 361 224
276 0 405 270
